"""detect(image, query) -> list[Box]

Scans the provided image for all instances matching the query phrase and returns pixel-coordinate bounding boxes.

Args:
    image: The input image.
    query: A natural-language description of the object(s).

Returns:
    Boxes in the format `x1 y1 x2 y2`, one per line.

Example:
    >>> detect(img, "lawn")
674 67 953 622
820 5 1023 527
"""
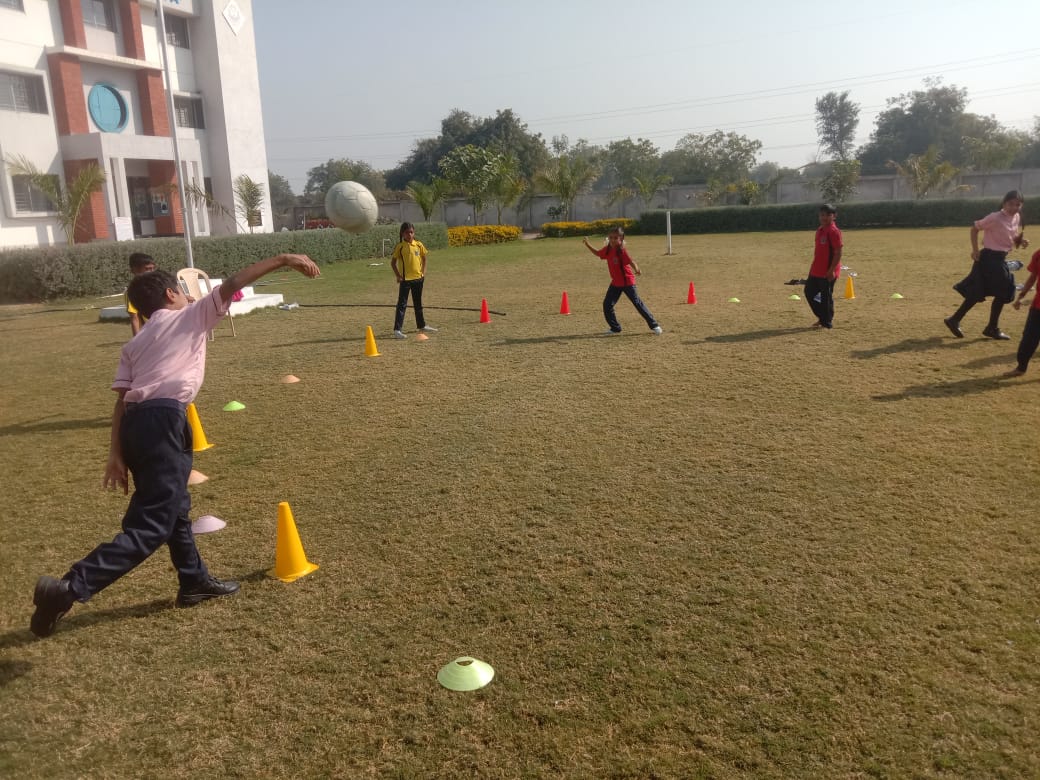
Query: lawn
1 228 1038 779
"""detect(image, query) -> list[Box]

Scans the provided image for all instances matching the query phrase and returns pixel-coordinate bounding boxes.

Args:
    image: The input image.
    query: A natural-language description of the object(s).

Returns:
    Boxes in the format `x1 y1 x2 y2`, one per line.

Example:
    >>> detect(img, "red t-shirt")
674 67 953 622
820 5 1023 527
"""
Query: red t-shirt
1027 249 1040 311
595 244 637 286
810 223 843 279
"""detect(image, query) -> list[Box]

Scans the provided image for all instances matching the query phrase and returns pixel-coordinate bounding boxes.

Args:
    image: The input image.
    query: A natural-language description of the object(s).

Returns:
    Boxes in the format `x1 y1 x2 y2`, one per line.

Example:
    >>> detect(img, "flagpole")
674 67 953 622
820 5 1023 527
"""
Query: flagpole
155 0 194 267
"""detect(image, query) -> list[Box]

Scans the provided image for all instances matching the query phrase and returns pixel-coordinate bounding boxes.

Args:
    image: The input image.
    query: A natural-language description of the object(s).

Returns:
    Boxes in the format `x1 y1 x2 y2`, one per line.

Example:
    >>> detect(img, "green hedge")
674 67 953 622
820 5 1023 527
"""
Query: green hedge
637 198 1040 234
0 223 448 303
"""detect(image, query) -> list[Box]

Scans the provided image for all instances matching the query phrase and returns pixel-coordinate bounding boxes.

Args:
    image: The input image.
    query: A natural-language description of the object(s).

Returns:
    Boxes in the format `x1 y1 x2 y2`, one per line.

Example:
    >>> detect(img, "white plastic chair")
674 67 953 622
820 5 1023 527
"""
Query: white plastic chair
176 267 236 337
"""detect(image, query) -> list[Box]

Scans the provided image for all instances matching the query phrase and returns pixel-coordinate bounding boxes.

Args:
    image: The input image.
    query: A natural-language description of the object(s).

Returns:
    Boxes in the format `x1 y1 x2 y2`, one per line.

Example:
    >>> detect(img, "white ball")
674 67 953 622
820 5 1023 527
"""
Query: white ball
324 181 378 234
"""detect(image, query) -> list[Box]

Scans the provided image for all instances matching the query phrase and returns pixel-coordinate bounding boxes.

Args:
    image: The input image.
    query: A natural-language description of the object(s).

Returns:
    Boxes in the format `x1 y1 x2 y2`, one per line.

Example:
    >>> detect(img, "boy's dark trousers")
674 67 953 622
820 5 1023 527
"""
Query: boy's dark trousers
805 275 835 327
1017 307 1040 371
64 400 209 600
394 278 426 330
603 285 658 332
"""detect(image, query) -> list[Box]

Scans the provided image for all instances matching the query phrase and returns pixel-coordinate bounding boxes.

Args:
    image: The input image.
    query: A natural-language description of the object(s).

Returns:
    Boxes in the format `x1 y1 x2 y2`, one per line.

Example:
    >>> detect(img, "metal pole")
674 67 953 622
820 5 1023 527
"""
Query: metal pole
666 210 673 255
155 0 194 267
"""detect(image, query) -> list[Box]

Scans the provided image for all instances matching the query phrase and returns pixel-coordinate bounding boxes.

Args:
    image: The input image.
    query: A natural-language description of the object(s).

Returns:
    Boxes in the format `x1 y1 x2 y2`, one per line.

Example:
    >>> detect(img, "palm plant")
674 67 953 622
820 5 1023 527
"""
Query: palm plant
887 147 967 199
406 178 448 221
233 174 265 232
535 154 599 221
5 154 105 244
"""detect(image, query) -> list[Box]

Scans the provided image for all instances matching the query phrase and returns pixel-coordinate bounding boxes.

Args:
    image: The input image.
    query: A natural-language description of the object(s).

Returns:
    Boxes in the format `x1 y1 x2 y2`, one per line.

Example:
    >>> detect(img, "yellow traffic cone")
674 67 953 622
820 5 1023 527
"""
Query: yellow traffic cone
844 275 856 300
364 325 380 357
268 502 319 582
186 402 213 451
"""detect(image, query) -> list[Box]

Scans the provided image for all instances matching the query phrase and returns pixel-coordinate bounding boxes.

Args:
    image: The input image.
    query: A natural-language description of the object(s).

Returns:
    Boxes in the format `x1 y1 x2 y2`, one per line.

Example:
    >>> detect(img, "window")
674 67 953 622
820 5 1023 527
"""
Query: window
12 175 57 212
165 15 190 48
0 0 25 11
174 96 204 129
0 71 47 114
81 0 116 31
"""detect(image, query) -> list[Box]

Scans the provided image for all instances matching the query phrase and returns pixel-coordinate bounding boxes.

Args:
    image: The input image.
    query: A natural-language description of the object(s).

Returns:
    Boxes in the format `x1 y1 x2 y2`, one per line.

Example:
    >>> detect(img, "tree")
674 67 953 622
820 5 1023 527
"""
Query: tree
961 132 1025 172
386 108 548 190
303 158 385 204
486 154 526 225
816 159 861 203
631 174 672 210
887 146 963 199
438 145 503 224
534 143 600 221
405 178 449 222
660 131 761 186
815 91 860 161
858 80 969 174
268 170 296 219
5 154 105 244
232 174 265 233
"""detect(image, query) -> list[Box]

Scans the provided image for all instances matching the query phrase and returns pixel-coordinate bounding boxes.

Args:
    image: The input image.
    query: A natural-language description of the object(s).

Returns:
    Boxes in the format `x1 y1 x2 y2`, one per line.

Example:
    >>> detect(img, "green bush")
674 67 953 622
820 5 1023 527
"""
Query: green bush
0 223 448 302
637 198 1040 234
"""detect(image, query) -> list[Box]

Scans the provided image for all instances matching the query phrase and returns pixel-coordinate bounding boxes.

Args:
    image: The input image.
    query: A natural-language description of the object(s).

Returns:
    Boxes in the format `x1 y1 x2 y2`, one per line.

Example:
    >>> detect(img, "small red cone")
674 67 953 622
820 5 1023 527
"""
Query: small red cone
687 282 697 304
560 291 571 315
479 298 491 323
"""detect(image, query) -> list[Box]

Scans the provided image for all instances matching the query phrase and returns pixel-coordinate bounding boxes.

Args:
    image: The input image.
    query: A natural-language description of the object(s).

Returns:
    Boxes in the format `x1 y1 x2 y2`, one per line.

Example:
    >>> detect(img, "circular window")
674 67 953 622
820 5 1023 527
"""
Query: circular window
88 84 128 133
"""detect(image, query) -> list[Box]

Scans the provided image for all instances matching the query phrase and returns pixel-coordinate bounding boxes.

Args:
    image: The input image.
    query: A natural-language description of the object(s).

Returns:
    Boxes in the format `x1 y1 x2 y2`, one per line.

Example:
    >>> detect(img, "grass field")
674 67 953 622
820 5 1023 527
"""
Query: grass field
1 228 1038 779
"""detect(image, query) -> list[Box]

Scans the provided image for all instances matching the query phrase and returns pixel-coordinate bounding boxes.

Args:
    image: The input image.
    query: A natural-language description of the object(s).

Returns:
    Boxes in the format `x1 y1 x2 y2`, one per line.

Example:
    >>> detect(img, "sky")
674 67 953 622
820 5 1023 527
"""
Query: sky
251 0 1040 192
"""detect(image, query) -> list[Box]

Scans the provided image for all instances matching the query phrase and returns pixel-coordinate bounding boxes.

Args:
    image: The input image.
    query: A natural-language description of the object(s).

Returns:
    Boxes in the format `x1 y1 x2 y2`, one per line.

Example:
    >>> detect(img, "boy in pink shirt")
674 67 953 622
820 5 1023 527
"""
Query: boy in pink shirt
31 253 320 638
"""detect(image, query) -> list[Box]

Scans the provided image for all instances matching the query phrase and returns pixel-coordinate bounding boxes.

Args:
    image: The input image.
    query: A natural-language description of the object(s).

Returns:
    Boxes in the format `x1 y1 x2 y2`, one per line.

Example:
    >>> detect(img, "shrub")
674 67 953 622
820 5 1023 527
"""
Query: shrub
447 225 521 247
541 219 638 238
0 223 448 303
636 198 1040 234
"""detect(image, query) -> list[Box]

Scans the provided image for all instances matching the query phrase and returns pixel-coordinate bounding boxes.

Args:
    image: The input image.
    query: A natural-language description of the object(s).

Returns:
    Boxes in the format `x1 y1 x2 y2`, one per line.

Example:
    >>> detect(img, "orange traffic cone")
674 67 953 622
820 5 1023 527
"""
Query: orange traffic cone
364 325 380 357
479 298 491 323
844 275 856 300
186 402 213 451
268 502 319 583
560 291 571 315
687 282 697 304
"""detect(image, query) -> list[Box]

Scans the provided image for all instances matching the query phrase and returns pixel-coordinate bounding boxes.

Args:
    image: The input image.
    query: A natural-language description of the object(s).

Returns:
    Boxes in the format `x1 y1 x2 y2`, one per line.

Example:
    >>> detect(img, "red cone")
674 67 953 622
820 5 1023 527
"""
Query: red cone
687 282 697 305
479 298 491 323
560 291 571 315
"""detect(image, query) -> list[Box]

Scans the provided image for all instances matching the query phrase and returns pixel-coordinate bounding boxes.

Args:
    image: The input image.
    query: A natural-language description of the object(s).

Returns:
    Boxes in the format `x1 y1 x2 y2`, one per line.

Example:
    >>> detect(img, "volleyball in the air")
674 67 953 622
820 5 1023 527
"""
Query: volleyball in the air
324 180 378 233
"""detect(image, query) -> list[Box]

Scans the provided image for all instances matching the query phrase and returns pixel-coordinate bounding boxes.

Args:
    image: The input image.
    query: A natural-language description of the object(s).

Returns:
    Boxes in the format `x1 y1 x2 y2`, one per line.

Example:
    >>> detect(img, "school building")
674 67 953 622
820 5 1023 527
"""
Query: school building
0 0 271 250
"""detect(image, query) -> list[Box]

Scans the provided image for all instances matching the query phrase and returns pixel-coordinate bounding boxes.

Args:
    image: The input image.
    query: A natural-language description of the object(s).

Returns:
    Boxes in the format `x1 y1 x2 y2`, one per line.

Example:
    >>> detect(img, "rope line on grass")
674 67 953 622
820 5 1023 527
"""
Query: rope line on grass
298 303 507 316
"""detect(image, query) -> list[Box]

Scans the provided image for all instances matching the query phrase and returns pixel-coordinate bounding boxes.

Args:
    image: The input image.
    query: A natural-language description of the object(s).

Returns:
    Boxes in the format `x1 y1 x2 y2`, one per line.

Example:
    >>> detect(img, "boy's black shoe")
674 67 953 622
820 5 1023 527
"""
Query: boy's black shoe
982 326 1010 340
30 576 76 638
944 317 964 338
176 576 240 607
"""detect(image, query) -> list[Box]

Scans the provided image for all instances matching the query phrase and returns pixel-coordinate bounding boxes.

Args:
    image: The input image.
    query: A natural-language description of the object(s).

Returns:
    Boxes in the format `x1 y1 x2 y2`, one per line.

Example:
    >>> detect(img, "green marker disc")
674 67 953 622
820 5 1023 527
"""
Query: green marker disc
437 657 495 691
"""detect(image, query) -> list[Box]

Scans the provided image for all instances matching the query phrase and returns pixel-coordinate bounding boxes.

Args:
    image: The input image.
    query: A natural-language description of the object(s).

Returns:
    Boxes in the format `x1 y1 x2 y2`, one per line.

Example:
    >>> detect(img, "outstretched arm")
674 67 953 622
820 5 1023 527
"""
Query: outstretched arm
219 254 320 305
970 226 981 261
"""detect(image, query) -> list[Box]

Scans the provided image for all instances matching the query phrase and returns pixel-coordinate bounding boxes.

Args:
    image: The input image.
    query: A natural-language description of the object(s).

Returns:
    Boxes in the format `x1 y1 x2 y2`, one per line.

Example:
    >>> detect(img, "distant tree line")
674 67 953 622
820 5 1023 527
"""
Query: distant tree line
268 79 1040 226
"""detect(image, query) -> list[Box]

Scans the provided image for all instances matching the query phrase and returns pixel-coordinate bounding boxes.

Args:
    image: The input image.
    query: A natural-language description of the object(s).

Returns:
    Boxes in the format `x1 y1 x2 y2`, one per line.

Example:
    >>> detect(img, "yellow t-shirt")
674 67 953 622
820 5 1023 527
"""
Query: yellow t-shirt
125 291 146 323
392 239 427 281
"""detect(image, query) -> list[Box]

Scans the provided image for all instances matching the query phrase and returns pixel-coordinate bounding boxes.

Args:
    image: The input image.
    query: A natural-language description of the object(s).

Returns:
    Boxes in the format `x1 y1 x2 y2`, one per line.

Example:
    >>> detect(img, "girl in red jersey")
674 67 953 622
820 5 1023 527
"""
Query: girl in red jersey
582 227 662 335
1009 248 1040 375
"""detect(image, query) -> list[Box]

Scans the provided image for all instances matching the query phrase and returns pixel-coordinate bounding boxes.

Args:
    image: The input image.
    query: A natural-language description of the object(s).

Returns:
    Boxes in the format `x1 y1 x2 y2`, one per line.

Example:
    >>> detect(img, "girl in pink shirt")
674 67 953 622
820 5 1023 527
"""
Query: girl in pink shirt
945 190 1029 340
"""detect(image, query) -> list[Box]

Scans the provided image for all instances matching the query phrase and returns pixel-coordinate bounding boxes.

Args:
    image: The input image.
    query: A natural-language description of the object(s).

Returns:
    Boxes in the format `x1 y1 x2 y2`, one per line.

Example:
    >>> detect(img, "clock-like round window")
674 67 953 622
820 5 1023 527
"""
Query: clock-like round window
88 84 128 132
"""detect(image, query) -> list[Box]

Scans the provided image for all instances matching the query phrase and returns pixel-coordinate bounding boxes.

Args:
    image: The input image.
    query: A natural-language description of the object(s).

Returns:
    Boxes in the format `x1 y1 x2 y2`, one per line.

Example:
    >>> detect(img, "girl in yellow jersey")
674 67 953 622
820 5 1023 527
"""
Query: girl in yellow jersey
390 222 438 338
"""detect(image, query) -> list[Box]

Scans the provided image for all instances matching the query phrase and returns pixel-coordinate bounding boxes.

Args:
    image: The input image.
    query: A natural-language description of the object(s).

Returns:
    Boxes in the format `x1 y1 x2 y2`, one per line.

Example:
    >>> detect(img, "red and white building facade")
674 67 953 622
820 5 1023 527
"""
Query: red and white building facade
0 0 272 248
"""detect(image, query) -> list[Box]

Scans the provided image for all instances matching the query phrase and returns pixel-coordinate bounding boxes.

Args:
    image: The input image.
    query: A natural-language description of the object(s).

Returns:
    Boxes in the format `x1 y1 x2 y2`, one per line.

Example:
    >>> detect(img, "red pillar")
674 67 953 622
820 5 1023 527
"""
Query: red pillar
64 160 109 243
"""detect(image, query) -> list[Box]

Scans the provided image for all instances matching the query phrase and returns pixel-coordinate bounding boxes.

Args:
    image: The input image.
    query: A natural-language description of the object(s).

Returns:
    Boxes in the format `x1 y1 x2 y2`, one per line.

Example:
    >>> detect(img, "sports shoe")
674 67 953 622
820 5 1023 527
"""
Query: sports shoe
420 325 439 332
651 326 663 335
982 325 1010 340
943 318 964 338
30 576 76 638
393 330 406 339
176 576 240 607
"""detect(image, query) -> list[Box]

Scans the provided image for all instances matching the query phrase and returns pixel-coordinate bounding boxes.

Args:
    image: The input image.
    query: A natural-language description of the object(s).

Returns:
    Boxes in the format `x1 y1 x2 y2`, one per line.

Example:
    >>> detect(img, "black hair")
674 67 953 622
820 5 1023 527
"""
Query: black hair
128 252 156 272
819 204 837 215
399 222 415 240
1002 190 1024 206
127 269 179 319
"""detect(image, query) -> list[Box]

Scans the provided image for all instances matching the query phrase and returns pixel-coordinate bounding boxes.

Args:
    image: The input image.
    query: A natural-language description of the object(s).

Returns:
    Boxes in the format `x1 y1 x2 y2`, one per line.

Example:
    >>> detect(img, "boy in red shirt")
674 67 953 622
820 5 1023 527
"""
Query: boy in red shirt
1010 248 1040 375
805 204 843 329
